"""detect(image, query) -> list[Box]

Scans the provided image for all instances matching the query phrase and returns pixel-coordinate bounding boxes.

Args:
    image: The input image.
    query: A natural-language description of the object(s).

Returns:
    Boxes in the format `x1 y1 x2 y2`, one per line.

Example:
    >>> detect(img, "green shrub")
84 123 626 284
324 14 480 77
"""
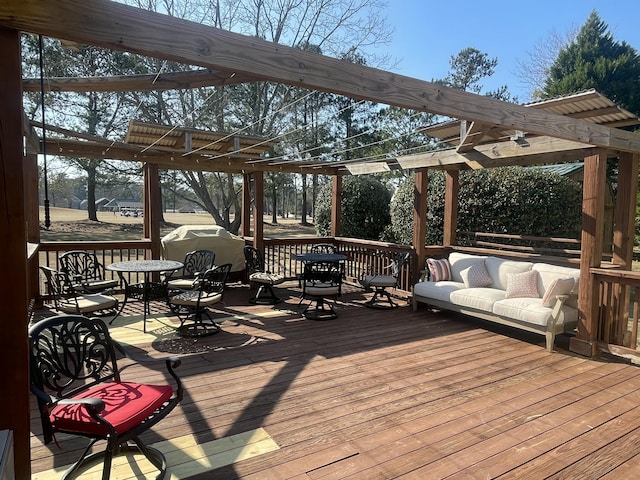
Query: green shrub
390 167 583 245
315 175 391 240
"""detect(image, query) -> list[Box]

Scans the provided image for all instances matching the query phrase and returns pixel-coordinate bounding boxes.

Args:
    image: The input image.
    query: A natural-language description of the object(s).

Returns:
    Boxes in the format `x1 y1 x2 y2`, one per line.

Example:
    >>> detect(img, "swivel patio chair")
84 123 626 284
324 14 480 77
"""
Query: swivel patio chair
59 250 119 294
360 252 411 309
40 266 119 316
310 243 337 254
301 260 343 320
164 249 216 294
29 314 183 480
168 263 232 337
244 246 285 304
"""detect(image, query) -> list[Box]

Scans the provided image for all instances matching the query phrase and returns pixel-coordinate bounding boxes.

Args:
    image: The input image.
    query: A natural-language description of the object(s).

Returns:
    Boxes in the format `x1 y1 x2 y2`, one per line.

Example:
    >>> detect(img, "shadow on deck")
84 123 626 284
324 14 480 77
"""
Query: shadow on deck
30 281 640 479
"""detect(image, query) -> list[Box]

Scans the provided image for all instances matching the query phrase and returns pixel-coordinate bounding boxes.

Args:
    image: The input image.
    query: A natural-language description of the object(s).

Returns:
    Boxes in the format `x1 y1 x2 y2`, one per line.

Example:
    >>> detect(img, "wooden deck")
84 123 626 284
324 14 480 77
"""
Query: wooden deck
29 281 640 479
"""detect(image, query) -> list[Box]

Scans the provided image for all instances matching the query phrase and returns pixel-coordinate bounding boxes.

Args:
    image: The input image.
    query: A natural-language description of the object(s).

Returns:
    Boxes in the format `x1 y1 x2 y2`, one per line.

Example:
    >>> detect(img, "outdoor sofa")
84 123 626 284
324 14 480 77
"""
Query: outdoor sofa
412 252 581 352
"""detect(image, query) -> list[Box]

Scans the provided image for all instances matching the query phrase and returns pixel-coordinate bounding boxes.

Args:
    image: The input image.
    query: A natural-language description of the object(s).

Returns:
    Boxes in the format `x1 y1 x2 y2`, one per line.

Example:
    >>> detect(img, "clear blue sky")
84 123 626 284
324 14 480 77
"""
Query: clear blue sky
379 0 640 102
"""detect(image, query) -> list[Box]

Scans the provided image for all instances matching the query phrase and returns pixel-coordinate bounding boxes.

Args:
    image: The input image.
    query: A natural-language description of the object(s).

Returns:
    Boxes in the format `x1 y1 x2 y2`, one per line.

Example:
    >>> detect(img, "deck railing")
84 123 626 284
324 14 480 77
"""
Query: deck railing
591 267 640 354
262 237 415 295
37 237 416 300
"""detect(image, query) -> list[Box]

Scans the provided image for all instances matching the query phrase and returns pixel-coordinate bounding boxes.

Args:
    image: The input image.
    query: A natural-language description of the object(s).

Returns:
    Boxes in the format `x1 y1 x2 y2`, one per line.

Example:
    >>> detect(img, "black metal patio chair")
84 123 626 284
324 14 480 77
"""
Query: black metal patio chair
163 249 216 294
244 246 285 304
29 314 183 480
360 252 411 309
40 266 119 317
301 260 343 320
168 263 232 337
59 250 119 294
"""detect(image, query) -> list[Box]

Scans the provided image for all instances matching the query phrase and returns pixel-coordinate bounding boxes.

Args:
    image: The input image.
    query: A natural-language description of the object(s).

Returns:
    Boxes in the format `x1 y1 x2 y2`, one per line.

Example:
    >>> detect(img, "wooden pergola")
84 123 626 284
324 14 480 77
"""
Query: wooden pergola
2 1 640 477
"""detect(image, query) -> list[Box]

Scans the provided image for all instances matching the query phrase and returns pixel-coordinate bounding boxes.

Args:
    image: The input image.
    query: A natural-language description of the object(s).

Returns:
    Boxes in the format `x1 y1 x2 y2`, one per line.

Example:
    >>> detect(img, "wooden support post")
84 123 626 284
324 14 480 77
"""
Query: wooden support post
0 26 31 480
143 163 162 259
331 175 342 237
570 148 607 357
443 170 459 247
241 173 251 237
253 171 264 254
413 169 428 281
611 152 639 345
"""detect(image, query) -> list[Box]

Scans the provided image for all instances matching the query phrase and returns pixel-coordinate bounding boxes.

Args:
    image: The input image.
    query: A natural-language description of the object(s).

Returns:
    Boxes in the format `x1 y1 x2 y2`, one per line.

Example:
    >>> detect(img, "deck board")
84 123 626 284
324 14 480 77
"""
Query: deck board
29 281 640 479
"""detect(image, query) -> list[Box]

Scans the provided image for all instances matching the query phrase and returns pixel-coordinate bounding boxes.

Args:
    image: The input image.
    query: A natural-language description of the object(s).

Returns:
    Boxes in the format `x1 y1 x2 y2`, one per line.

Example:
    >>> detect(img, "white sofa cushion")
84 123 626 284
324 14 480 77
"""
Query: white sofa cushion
485 256 533 290
533 263 580 295
450 287 505 313
493 297 578 327
449 252 487 283
413 280 465 303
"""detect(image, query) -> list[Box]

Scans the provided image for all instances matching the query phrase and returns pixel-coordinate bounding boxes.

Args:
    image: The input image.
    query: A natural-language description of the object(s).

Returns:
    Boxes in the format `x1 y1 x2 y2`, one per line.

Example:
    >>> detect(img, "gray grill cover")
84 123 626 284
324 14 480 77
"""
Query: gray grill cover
161 225 246 272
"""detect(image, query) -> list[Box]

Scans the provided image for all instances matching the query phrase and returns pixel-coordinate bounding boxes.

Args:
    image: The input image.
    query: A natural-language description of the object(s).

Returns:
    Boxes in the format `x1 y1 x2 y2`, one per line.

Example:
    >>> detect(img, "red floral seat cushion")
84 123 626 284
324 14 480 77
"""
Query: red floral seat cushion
50 381 173 436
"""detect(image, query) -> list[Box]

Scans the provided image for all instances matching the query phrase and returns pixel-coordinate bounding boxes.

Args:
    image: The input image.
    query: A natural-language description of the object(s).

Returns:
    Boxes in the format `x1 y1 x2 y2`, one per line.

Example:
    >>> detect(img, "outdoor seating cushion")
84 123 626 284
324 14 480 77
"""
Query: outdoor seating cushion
62 294 118 314
492 297 579 327
249 272 284 285
413 280 464 303
484 256 533 290
166 278 198 290
449 287 506 313
72 278 119 293
306 282 340 296
361 274 397 288
448 252 488 283
426 258 451 281
50 381 173 436
170 290 223 308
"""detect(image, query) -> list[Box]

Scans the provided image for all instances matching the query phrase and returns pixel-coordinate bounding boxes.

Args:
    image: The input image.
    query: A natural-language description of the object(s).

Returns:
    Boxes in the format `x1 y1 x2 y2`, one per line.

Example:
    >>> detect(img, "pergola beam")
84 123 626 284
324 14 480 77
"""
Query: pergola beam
397 137 598 170
2 0 640 155
42 138 342 175
22 68 261 92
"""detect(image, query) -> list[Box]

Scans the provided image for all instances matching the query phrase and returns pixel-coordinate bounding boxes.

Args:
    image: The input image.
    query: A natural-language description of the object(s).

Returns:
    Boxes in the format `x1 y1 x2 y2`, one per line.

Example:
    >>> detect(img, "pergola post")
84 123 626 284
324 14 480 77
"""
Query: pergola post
241 173 252 237
570 148 607 357
611 152 639 345
0 26 31 480
413 169 428 279
331 175 342 237
143 163 162 259
443 170 459 247
253 171 264 253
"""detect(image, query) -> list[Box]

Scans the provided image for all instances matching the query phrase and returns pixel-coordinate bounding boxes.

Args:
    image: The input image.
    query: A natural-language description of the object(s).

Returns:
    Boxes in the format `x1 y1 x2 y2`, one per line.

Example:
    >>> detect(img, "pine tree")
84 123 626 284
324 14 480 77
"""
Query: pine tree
543 10 640 115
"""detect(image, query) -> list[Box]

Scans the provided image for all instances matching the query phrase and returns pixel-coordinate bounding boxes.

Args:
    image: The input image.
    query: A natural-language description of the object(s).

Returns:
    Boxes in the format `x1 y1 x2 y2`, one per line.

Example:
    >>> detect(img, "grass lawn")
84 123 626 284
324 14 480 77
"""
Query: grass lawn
40 206 317 241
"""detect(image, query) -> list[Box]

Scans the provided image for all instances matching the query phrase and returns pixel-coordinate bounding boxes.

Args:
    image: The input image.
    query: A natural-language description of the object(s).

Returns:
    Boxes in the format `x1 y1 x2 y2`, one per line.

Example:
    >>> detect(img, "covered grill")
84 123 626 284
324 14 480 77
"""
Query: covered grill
161 225 246 272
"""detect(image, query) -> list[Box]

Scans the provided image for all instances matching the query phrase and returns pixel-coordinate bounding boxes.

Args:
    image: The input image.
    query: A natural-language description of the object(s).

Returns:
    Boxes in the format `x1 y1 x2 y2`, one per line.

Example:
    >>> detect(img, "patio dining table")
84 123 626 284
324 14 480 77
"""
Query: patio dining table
107 259 183 332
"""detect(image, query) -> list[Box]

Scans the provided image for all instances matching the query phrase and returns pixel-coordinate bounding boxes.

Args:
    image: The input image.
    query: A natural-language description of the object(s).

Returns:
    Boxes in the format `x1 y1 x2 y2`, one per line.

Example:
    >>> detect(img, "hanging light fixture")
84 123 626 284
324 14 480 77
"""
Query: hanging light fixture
39 34 51 229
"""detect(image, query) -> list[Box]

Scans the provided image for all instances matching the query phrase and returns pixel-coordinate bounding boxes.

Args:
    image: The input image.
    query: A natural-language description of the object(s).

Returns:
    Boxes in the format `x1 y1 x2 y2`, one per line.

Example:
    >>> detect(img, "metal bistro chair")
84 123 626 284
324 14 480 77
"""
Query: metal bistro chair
163 249 216 295
59 250 119 294
169 263 232 337
360 252 411 309
311 243 337 254
40 266 119 316
244 246 285 304
301 260 343 320
296 243 338 287
29 314 183 480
